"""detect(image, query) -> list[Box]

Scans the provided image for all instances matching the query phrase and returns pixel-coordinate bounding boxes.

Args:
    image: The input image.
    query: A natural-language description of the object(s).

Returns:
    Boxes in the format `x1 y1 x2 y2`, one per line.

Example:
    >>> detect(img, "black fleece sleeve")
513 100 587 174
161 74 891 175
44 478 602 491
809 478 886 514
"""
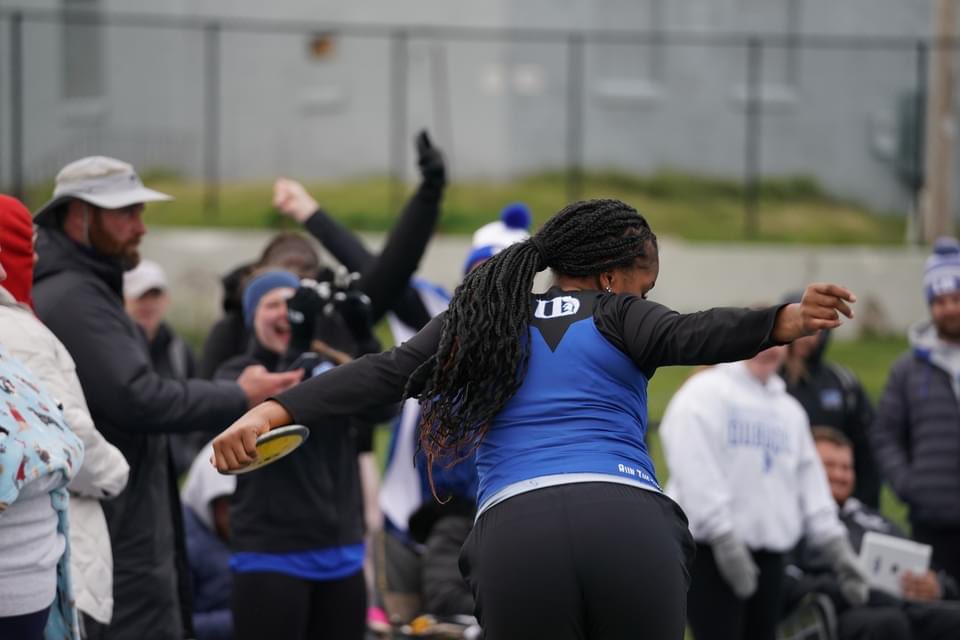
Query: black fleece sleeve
273 313 444 428
595 295 782 378
354 180 443 325
302 182 440 330
41 279 247 433
304 208 376 274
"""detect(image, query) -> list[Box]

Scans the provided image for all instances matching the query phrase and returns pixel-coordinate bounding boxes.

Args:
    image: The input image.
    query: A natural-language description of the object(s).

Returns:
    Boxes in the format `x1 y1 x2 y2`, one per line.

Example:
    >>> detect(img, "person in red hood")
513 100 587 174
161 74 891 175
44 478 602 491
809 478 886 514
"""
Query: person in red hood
1 194 135 632
0 195 36 308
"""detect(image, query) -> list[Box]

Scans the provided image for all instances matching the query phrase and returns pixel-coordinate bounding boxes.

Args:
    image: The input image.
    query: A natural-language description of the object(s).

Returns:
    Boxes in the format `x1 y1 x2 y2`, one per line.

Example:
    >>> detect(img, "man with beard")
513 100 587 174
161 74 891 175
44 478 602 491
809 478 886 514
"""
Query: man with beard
872 236 960 585
31 156 302 639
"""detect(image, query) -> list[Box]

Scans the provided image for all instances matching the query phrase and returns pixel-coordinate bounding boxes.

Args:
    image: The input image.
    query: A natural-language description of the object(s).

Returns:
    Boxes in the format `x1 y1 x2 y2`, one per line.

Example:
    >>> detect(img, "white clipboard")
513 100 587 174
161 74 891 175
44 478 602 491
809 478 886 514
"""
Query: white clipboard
858 531 932 597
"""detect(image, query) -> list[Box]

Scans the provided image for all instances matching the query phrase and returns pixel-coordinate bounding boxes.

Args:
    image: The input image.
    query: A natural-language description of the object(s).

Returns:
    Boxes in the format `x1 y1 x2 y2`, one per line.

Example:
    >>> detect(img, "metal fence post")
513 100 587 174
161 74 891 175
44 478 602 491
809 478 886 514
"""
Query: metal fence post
428 41 454 170
11 11 23 199
743 37 763 240
203 22 221 217
912 40 929 241
566 33 585 203
389 30 409 214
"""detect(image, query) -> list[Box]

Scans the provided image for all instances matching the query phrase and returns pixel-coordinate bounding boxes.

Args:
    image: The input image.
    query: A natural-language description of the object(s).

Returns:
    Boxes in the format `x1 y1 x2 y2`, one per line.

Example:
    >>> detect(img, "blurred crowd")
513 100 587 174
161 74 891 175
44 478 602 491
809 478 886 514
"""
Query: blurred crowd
1 133 959 640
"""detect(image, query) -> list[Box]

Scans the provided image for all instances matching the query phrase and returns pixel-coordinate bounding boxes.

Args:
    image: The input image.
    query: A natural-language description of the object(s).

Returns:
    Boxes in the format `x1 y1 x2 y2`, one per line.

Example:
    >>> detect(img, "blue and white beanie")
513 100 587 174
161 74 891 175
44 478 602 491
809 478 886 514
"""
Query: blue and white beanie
924 237 960 304
462 202 533 274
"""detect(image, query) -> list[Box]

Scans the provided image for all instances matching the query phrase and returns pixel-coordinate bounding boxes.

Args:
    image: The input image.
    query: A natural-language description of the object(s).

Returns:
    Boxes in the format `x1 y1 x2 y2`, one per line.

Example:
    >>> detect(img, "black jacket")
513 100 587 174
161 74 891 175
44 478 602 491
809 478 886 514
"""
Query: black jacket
215 336 372 553
782 331 881 508
198 264 252 379
151 321 197 380
32 228 247 639
148 322 209 477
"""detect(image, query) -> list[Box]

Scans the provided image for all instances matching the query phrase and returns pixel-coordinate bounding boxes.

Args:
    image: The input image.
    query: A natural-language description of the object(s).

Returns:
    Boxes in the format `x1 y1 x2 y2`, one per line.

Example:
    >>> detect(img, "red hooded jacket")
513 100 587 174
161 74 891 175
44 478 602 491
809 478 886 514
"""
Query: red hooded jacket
0 195 35 309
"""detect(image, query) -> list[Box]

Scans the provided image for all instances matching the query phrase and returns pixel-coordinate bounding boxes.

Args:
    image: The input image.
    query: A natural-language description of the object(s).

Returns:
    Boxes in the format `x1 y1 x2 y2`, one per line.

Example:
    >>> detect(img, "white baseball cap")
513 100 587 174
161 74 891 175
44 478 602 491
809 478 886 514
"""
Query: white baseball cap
123 259 169 299
34 156 173 227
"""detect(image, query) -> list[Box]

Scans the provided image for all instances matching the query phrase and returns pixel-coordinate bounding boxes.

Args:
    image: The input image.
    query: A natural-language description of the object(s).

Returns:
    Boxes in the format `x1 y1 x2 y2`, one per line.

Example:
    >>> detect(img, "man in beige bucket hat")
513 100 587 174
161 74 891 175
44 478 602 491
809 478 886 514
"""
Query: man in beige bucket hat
31 156 303 639
33 156 173 269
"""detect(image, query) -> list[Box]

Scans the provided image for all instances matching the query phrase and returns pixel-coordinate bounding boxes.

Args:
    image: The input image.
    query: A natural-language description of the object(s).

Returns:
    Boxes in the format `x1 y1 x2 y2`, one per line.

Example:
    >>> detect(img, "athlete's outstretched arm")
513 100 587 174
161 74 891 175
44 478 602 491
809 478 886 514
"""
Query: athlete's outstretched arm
607 282 855 377
211 314 444 472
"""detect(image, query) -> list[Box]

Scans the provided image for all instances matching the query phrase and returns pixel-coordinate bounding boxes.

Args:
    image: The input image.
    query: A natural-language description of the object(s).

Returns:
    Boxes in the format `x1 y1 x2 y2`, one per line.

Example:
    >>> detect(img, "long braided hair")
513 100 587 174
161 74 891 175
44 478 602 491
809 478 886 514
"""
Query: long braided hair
409 199 657 482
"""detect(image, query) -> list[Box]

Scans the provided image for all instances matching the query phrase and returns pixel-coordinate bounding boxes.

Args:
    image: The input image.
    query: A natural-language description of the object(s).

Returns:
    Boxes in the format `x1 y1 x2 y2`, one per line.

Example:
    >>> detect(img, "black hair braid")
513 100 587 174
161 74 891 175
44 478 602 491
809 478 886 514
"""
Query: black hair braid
408 199 656 495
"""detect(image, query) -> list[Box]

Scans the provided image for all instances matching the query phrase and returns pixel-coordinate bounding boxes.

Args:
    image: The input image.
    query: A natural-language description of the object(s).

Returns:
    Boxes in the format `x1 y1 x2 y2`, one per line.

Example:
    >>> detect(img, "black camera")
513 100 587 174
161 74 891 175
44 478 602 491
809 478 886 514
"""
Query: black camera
282 267 376 377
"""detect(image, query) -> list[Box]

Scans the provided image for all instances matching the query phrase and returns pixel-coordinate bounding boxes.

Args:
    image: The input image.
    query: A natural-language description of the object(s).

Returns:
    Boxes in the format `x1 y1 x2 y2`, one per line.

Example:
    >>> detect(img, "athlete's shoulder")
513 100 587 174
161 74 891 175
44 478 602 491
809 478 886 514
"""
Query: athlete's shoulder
593 291 673 329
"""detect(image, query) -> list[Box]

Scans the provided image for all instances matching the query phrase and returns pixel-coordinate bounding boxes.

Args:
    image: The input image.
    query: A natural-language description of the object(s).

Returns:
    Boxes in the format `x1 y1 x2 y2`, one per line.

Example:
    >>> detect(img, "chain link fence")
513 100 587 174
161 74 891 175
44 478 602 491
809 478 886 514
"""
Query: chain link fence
0 7 952 234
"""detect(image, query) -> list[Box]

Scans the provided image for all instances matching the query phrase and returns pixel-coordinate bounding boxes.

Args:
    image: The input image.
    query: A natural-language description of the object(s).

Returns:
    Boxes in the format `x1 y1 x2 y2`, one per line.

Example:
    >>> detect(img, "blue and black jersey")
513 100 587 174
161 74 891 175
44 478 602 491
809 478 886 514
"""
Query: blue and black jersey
276 286 782 512
477 288 659 511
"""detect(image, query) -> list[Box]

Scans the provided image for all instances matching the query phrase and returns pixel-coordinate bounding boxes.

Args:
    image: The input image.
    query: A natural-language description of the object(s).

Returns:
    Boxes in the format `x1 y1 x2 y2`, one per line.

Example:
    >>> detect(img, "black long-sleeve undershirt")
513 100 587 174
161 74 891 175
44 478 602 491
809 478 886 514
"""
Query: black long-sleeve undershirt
275 289 782 429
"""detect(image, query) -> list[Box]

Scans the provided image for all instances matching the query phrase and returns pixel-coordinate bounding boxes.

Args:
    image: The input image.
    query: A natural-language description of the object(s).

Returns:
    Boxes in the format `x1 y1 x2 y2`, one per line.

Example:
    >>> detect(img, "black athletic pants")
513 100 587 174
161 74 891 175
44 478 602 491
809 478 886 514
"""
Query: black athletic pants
837 600 960 640
687 544 786 640
0 606 50 640
232 569 366 640
459 482 695 640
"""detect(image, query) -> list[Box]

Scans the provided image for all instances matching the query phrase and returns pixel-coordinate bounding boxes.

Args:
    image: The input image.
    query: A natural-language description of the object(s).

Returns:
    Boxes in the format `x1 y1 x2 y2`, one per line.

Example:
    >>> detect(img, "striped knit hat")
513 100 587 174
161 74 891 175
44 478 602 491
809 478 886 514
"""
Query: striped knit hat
923 236 960 303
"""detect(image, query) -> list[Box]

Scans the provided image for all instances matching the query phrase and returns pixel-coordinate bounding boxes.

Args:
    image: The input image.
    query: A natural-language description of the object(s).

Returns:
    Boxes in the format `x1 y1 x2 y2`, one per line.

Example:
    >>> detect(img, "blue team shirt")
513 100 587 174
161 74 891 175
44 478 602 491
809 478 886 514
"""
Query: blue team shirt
475 302 658 509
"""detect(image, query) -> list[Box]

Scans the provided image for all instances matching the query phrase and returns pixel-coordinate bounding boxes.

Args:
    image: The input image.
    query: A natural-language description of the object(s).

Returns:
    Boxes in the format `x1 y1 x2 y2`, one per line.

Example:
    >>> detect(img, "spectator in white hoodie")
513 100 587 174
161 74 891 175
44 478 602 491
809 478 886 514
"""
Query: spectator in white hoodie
0 195 129 636
660 345 867 640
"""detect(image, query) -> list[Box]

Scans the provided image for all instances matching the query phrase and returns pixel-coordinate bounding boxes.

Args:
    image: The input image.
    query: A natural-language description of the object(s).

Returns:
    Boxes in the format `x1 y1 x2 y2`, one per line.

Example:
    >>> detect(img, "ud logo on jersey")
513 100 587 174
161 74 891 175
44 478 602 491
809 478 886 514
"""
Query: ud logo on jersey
534 296 580 319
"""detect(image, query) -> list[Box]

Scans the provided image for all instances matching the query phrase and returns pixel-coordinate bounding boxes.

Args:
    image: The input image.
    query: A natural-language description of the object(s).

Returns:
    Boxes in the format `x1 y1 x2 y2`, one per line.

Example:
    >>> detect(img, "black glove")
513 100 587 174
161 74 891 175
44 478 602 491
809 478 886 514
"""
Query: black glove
285 282 325 356
334 289 381 357
335 289 377 347
416 130 446 188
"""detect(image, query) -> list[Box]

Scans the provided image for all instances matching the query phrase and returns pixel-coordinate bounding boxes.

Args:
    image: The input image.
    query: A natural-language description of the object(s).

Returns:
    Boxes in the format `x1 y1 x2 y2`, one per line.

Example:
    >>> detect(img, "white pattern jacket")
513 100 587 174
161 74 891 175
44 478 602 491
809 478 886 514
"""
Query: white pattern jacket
0 285 129 623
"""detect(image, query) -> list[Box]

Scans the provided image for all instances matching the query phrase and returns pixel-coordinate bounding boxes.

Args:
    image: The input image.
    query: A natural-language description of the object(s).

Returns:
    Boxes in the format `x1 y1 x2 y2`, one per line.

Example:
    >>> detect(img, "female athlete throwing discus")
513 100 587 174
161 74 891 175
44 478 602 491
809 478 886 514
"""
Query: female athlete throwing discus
212 199 856 640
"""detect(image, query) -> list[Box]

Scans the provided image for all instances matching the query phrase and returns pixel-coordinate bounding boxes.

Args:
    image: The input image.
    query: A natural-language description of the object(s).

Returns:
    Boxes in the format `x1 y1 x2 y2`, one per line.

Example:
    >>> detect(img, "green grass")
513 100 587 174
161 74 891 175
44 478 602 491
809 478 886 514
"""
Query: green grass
22 169 908 244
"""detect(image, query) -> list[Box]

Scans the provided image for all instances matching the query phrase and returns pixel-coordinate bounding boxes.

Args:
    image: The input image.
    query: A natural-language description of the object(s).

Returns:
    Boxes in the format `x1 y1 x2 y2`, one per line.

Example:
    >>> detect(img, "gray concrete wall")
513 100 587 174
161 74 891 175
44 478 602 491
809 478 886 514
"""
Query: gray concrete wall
140 228 927 342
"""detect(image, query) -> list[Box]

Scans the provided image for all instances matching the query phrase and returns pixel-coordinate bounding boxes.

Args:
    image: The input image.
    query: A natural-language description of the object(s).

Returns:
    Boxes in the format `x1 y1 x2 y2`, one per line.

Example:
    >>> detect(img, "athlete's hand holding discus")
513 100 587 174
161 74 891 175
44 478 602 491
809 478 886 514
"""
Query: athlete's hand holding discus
771 282 856 342
212 400 294 473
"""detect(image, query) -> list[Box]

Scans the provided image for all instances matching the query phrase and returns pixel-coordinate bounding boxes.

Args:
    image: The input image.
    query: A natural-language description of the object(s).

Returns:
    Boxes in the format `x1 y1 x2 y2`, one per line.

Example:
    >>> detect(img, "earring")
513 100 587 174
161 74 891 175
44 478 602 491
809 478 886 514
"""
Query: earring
604 285 613 293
